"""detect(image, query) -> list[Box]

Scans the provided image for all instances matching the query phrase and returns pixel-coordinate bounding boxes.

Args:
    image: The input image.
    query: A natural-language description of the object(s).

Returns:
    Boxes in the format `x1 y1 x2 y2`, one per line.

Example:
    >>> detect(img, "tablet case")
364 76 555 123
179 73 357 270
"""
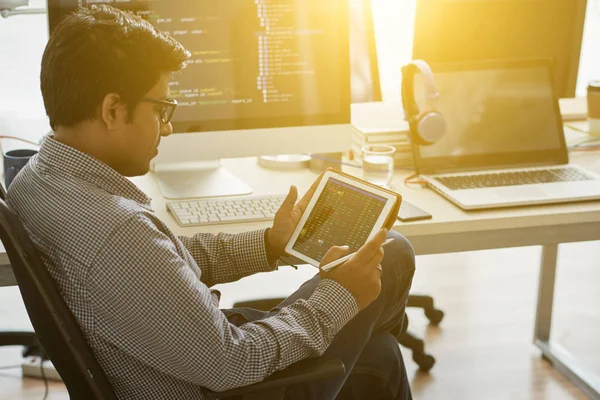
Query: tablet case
315 168 403 232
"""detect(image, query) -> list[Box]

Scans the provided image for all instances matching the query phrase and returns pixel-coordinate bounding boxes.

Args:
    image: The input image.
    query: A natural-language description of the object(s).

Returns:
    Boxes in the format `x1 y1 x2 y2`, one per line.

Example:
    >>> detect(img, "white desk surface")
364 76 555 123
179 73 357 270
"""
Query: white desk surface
145 154 600 236
1 116 600 265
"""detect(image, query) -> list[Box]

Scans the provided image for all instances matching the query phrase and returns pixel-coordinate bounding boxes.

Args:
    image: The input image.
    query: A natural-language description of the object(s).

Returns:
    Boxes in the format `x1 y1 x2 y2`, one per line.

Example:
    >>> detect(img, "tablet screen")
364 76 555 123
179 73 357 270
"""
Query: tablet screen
291 178 387 263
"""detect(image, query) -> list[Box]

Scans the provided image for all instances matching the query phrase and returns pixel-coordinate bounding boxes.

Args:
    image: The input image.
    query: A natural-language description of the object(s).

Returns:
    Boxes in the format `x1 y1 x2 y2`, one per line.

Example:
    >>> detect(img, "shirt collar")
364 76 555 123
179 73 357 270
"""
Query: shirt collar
36 136 153 210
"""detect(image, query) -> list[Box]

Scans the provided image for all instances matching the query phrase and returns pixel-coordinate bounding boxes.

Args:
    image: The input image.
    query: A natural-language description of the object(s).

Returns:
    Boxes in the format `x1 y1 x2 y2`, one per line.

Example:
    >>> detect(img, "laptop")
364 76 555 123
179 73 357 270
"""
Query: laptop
411 59 600 210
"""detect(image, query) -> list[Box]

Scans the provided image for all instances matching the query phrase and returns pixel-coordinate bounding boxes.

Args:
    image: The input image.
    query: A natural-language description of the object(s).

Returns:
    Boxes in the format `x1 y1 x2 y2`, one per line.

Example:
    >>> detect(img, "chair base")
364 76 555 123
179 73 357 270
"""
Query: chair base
398 331 435 372
407 295 445 325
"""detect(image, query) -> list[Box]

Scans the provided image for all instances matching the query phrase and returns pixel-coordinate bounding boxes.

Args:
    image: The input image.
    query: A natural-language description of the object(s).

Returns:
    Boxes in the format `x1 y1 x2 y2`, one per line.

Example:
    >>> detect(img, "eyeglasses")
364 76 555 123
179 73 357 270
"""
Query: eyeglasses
141 97 178 124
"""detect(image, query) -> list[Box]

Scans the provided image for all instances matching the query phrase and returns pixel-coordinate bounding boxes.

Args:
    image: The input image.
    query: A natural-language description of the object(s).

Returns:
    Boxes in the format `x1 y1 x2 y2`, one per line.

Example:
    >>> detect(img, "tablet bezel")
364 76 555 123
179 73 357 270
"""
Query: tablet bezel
284 170 397 267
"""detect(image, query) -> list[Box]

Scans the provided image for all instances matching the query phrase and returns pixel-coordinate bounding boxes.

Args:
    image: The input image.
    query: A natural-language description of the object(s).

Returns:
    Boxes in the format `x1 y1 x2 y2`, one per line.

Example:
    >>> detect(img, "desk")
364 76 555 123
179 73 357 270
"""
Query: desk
1 125 599 398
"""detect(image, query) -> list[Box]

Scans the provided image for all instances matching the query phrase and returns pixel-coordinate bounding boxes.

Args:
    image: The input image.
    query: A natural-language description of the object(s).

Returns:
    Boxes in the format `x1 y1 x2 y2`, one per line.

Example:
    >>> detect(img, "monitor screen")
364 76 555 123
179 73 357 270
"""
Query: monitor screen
71 0 350 134
412 60 568 173
413 0 586 98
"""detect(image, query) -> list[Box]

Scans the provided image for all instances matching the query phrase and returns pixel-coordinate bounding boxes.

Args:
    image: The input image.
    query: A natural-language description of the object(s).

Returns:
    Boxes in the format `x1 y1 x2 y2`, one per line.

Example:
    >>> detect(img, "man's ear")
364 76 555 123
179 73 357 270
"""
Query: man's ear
101 93 128 130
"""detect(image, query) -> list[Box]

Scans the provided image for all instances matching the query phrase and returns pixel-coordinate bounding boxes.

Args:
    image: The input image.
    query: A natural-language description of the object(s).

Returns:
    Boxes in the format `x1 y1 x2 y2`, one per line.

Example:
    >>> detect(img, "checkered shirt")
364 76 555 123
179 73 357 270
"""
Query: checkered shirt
6 137 359 399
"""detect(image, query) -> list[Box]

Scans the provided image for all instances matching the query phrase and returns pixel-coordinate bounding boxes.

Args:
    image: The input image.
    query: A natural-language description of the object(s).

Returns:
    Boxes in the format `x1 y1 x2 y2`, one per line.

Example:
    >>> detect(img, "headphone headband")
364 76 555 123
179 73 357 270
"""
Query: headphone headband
401 60 440 122
401 60 446 146
409 60 440 101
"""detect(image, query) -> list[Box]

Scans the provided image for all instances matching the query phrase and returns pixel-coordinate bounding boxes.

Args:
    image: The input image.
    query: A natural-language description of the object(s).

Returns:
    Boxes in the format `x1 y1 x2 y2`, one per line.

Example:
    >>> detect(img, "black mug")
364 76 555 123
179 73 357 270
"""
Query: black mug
4 149 38 189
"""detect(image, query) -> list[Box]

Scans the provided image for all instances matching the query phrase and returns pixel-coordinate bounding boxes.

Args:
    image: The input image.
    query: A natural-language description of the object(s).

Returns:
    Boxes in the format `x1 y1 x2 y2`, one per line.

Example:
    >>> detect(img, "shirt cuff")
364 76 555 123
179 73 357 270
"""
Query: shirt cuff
307 279 359 335
232 229 277 275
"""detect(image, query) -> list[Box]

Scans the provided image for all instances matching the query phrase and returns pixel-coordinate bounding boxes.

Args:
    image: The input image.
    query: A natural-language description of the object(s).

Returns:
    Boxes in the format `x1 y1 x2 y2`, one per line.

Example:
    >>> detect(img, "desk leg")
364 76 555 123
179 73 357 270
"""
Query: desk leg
534 244 558 342
534 244 600 399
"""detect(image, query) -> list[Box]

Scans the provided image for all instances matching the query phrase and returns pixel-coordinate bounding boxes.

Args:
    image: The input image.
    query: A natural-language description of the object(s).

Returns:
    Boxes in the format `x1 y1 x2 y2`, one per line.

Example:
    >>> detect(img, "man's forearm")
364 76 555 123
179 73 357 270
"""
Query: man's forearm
178 229 276 286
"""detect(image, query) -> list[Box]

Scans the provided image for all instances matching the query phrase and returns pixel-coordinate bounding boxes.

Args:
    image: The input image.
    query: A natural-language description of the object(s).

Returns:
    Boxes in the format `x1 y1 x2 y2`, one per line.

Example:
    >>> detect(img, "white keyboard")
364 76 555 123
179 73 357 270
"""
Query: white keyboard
166 194 287 227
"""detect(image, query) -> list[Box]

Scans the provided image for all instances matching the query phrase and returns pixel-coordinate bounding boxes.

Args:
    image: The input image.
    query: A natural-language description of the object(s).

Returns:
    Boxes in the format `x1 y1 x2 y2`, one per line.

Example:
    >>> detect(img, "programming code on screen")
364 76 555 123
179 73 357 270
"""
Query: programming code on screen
292 178 386 263
83 0 342 123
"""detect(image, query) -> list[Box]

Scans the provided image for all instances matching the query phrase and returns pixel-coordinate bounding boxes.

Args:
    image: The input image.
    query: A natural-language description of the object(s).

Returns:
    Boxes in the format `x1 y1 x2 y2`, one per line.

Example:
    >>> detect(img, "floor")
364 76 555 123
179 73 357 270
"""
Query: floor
1 241 598 400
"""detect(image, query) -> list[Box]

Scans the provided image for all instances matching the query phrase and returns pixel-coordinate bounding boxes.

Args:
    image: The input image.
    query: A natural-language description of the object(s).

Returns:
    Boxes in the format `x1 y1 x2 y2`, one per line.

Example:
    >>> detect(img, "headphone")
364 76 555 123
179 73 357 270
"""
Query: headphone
401 60 446 146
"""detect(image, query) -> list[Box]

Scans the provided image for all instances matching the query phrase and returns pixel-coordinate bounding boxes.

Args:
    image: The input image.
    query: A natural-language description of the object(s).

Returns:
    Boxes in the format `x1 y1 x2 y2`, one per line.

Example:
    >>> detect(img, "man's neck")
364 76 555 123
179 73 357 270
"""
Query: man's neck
54 124 117 171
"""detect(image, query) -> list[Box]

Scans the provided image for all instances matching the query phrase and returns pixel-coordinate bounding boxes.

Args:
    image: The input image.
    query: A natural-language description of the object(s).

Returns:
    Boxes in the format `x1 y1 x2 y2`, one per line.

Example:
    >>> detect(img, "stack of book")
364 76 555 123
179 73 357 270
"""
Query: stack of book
350 102 414 169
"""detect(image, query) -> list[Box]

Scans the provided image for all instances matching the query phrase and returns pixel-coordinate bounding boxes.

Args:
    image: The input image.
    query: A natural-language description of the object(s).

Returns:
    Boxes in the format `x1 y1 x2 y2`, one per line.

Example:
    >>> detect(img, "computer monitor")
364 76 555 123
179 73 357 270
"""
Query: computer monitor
412 0 587 99
47 0 351 199
48 0 380 101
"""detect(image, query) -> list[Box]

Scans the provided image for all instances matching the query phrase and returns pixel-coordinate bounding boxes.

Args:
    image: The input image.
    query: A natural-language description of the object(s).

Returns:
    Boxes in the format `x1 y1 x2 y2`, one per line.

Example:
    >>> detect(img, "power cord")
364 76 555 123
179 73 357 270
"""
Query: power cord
39 357 49 400
403 172 428 186
569 137 600 152
277 257 299 270
305 152 415 172
305 153 362 169
565 123 592 134
0 359 49 400
0 135 42 146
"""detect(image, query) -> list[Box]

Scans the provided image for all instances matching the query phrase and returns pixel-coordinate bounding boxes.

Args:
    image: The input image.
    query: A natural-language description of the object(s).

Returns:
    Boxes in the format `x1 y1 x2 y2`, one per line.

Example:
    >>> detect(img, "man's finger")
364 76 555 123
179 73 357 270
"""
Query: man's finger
356 245 384 272
320 245 350 268
352 229 388 264
276 186 298 216
295 177 321 214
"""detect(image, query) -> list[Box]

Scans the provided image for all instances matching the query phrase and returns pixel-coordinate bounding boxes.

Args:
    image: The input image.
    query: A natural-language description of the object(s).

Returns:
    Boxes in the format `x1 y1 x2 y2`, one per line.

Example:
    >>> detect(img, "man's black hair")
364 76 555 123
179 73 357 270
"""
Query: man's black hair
41 4 190 130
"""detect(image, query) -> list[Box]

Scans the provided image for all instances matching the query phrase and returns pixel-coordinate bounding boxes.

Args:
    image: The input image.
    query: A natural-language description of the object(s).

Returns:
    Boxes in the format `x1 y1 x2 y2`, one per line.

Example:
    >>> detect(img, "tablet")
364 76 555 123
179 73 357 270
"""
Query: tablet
285 171 398 267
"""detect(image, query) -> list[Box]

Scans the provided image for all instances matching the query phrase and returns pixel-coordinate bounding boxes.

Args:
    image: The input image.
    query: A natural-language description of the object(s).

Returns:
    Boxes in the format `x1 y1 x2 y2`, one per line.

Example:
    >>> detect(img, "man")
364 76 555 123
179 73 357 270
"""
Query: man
7 4 415 399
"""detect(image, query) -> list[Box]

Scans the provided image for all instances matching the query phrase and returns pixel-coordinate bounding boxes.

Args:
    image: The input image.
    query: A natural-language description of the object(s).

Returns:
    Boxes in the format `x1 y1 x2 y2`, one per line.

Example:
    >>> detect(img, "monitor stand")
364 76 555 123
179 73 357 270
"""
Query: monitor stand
152 160 252 199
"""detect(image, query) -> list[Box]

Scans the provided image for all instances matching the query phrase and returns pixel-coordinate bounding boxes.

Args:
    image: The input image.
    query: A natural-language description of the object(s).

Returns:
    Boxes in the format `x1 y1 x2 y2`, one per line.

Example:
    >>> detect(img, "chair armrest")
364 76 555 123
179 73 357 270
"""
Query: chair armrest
204 358 345 400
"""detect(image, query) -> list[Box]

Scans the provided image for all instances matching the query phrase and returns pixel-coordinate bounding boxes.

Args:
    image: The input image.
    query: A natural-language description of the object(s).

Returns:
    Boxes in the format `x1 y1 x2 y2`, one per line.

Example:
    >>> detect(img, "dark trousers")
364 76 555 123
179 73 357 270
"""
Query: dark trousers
224 231 415 400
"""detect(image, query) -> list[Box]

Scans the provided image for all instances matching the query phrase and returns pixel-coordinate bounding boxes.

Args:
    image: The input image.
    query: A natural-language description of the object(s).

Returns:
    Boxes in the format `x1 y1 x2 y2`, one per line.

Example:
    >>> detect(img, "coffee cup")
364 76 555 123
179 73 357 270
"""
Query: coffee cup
587 81 600 136
4 149 38 189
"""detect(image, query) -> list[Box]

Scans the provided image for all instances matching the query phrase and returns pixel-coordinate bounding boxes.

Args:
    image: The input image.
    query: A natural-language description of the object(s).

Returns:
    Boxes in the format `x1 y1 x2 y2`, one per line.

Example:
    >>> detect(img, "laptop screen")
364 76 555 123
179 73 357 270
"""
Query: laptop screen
412 59 568 174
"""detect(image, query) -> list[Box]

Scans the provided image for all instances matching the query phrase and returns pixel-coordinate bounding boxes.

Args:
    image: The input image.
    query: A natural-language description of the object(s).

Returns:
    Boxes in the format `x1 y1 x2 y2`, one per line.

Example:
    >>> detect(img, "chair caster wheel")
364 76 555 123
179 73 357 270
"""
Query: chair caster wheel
414 353 435 372
425 309 444 325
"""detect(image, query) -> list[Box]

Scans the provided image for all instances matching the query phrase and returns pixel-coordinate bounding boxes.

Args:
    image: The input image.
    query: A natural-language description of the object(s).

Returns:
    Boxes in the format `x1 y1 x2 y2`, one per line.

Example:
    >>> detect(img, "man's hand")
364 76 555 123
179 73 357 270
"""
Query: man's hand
267 184 317 256
319 229 387 311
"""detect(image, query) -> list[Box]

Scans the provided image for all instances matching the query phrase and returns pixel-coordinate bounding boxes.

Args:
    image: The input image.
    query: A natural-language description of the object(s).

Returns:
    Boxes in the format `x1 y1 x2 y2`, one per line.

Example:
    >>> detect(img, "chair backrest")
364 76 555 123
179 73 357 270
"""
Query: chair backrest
0 199 117 400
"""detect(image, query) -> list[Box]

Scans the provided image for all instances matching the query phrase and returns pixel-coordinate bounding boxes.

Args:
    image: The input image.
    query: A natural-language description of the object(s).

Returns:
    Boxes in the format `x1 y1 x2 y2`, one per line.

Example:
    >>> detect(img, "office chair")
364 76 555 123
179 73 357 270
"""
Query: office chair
0 198 345 399
0 184 44 363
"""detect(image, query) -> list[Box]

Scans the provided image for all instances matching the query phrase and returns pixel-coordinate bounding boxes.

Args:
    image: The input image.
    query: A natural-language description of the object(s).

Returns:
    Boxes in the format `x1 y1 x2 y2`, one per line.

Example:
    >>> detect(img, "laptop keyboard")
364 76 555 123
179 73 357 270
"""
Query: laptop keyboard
434 167 595 190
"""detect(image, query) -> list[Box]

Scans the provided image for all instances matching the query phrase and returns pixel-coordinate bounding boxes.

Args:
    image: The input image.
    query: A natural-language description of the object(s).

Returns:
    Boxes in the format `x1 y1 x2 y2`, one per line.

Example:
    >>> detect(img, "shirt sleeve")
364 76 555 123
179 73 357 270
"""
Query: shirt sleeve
88 214 359 392
178 229 275 287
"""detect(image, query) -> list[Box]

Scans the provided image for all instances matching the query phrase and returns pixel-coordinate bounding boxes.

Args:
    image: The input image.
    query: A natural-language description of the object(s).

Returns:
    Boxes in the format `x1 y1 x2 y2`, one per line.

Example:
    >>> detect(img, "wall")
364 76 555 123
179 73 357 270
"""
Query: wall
0 0 48 139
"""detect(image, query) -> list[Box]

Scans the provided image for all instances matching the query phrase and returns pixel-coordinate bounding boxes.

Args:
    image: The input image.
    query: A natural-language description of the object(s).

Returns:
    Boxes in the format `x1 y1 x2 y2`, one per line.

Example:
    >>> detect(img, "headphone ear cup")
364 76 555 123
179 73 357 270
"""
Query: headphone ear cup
415 111 446 145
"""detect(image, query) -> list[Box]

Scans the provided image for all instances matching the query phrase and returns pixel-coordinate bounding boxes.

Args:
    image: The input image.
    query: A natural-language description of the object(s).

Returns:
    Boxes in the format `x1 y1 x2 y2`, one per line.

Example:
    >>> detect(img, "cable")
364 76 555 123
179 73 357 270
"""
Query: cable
39 357 49 400
0 135 41 146
564 123 591 134
569 137 600 151
277 258 299 270
305 153 415 172
305 153 362 169
308 152 425 187
571 146 600 152
403 172 427 186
